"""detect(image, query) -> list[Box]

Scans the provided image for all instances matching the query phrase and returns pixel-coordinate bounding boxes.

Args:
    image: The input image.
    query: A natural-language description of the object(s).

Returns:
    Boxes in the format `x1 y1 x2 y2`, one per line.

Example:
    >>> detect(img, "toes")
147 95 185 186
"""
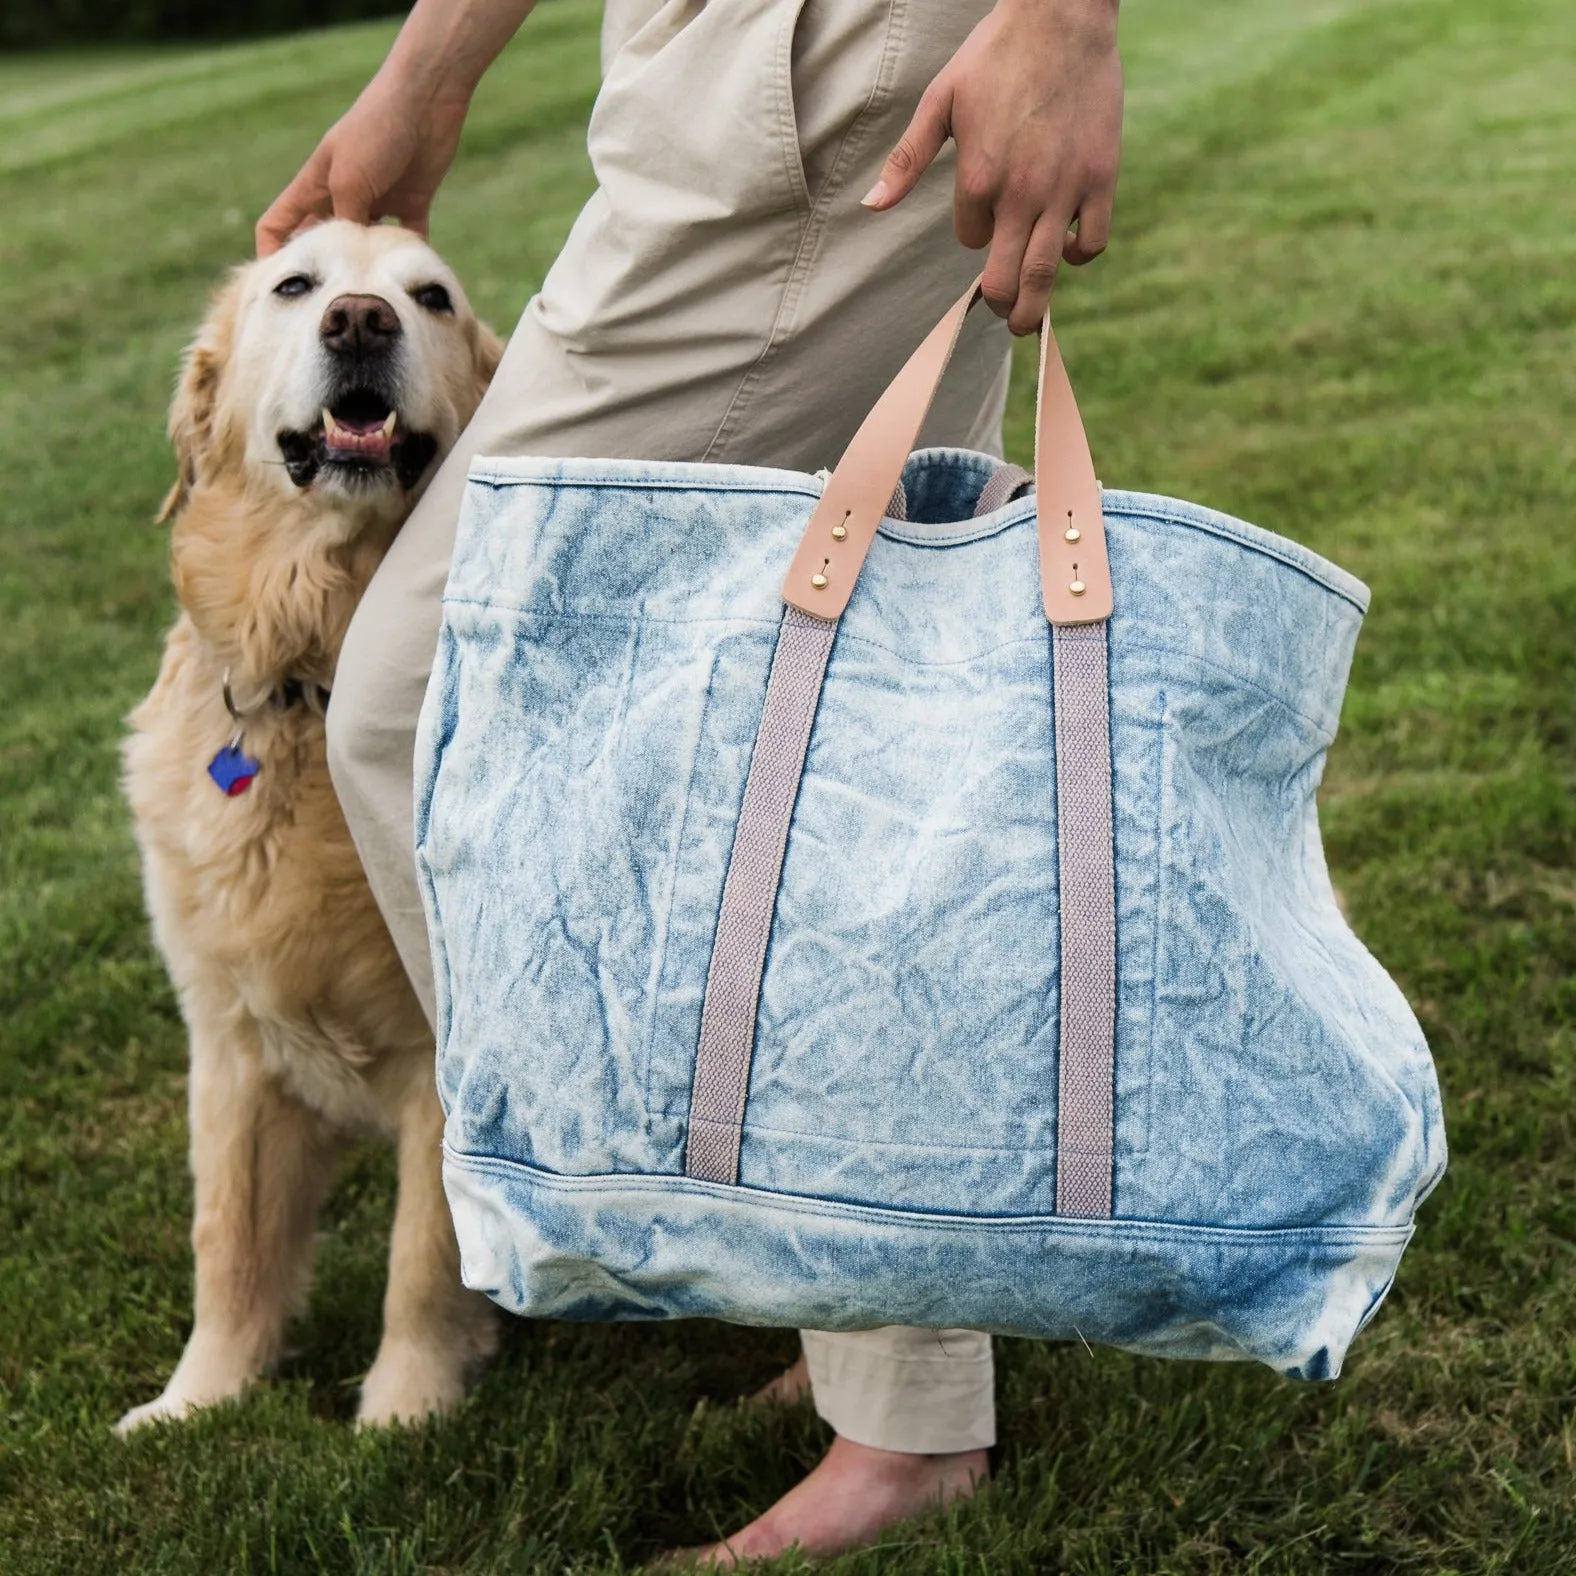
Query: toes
646 1543 741 1572
747 1354 812 1409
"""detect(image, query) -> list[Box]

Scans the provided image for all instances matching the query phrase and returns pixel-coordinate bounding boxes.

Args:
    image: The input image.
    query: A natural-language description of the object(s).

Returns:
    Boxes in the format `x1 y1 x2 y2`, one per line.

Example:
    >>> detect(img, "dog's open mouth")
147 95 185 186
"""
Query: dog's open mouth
278 389 439 492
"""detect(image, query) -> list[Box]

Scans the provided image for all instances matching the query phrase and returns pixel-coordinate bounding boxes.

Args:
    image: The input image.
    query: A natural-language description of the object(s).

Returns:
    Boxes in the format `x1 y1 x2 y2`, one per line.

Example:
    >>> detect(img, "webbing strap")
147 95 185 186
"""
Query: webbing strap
972 462 1034 517
1051 621 1117 1216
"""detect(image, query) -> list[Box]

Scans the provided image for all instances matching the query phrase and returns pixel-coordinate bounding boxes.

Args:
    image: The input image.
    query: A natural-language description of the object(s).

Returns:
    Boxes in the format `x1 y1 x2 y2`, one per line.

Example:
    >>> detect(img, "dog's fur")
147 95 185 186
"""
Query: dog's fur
117 222 502 1433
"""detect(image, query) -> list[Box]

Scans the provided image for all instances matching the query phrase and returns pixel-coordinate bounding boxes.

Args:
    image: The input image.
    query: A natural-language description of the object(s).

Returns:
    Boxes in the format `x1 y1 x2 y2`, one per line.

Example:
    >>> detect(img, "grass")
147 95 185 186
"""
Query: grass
1 0 1574 1568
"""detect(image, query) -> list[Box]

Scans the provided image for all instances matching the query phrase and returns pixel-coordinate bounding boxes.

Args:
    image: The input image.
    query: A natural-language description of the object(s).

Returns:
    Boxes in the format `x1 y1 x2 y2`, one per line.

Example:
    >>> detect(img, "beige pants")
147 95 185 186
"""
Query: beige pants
328 0 1008 1454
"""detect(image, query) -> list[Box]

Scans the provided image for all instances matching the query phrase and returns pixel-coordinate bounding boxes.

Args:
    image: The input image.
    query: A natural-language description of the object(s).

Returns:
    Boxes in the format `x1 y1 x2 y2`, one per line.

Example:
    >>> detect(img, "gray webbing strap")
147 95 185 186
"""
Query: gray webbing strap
684 606 837 1184
973 462 1034 517
1051 621 1116 1216
887 463 1032 528
683 492 1115 1213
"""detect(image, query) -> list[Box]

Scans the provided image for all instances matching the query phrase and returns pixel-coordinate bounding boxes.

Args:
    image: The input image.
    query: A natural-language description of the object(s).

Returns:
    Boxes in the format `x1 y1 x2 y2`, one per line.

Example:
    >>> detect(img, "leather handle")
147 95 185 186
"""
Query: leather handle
781 278 1112 626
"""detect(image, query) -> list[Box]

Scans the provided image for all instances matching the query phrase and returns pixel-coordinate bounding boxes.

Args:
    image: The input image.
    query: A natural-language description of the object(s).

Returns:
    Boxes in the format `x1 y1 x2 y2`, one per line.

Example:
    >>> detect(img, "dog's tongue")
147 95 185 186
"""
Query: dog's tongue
323 408 396 461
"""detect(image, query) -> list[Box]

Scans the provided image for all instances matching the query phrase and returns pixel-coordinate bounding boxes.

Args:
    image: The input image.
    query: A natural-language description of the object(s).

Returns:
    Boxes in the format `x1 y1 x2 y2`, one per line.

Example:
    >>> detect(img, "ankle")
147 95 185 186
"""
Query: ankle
824 1434 989 1494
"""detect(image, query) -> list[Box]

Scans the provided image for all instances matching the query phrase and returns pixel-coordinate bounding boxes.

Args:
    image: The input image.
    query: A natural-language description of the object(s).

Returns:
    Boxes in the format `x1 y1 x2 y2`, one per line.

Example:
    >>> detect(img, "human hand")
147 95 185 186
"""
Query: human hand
863 0 1123 334
255 68 470 254
256 0 536 255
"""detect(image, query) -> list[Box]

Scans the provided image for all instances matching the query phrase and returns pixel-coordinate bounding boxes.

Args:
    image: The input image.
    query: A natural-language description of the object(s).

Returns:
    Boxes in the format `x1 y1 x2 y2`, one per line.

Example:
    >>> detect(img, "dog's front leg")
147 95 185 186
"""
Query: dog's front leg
358 1078 498 1426
116 1009 338 1434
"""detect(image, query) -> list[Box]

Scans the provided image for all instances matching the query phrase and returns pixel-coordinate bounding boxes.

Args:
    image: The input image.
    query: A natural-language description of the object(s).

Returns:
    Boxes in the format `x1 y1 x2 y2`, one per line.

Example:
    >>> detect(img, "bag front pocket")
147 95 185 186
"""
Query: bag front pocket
422 601 776 1178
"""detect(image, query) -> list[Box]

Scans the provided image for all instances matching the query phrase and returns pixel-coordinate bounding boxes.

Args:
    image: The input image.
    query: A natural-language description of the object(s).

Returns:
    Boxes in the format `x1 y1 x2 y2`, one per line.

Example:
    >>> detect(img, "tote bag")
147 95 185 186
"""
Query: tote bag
415 282 1446 1380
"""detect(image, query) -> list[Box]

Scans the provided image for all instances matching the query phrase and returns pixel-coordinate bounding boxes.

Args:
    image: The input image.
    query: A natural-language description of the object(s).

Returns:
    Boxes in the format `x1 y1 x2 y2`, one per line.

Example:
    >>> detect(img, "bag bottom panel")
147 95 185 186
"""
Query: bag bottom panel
443 1149 1412 1381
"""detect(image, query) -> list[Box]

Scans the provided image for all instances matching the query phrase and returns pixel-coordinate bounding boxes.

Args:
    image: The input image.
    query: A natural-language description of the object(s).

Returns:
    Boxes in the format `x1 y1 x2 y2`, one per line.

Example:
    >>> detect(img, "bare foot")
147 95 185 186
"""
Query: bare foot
669 1434 988 1567
748 1353 812 1409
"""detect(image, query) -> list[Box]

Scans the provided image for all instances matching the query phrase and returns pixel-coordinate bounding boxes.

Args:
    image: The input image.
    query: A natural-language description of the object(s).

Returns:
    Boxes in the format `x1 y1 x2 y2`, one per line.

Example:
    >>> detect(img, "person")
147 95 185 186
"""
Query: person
258 0 1123 1561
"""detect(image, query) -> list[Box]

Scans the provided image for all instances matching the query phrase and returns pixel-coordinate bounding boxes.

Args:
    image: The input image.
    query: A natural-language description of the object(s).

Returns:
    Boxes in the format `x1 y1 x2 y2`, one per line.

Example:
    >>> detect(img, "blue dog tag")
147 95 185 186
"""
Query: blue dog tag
208 741 260 797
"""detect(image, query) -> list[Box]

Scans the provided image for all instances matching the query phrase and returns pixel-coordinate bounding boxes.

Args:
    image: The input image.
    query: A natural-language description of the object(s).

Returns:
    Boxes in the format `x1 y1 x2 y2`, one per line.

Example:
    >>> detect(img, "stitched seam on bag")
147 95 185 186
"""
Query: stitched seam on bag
461 471 1365 609
1104 505 1370 612
1116 642 1340 740
437 602 1339 732
874 489 1369 608
437 600 1337 736
1146 687 1167 1168
465 470 826 498
877 514 1031 547
652 1114 1062 1150
442 1147 1416 1242
441 600 784 633
440 601 1052 667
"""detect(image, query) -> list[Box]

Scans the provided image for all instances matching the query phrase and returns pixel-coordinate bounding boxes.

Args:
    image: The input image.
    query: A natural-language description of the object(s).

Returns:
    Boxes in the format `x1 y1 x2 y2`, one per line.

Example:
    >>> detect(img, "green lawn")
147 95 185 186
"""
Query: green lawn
2 0 1574 1569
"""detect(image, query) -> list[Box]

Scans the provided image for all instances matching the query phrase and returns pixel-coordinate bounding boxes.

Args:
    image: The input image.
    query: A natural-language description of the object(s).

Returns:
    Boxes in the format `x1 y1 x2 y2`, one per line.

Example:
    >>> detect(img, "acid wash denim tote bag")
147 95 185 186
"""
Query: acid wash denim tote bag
415 280 1446 1382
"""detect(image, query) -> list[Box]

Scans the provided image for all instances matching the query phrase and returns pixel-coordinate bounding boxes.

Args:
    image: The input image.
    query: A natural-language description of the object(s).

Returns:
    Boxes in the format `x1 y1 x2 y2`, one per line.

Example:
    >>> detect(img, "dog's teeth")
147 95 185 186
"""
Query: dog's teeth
322 407 339 440
380 411 397 438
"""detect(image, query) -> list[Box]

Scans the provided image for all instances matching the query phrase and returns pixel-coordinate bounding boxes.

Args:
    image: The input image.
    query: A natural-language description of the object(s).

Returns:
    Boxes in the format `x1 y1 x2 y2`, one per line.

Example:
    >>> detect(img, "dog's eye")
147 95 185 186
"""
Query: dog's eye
411 282 453 314
273 274 316 300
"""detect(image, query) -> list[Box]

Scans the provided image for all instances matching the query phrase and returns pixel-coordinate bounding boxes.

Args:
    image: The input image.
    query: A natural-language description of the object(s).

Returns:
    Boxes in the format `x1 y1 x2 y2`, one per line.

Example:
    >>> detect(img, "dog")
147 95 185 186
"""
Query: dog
116 221 502 1433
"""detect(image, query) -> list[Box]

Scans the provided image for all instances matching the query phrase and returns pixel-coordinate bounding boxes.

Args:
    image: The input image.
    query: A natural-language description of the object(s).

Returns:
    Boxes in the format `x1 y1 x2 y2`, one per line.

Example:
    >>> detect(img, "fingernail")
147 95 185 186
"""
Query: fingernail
860 180 889 208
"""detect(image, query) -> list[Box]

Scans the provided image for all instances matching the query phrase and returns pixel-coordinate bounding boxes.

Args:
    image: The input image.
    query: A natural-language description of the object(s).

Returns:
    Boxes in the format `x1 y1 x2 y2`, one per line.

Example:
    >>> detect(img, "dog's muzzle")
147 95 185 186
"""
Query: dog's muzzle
275 293 440 492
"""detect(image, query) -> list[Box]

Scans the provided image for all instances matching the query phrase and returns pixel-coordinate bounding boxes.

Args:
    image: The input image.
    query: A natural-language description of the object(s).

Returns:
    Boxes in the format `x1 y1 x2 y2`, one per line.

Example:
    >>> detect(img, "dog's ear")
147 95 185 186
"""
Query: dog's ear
469 319 505 404
158 274 241 524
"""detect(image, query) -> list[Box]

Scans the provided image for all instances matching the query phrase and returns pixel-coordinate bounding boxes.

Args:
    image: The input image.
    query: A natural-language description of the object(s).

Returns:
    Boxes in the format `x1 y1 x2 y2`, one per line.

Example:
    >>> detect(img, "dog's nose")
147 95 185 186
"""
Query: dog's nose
319 294 402 357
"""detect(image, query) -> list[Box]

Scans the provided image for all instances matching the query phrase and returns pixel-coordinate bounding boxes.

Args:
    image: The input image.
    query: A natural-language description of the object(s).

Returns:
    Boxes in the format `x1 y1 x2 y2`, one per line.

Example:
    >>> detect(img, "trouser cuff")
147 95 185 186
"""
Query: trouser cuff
800 1326 996 1453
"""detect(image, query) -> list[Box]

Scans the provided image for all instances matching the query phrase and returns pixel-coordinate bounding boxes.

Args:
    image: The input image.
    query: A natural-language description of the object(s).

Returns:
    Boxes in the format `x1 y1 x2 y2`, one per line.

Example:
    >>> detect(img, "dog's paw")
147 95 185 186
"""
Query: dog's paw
113 1341 264 1436
357 1339 474 1429
114 1390 202 1436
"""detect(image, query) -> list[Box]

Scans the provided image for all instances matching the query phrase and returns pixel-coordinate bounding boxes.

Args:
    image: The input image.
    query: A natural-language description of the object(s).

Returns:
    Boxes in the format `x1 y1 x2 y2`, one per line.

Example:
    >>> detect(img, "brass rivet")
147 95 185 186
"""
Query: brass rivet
1064 527 1081 543
811 572 829 589
1069 579 1086 596
831 523 848 541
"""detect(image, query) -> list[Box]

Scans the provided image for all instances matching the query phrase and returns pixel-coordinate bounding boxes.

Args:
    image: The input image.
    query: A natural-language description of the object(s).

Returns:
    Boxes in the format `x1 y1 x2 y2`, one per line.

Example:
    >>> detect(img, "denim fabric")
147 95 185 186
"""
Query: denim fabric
415 448 1446 1381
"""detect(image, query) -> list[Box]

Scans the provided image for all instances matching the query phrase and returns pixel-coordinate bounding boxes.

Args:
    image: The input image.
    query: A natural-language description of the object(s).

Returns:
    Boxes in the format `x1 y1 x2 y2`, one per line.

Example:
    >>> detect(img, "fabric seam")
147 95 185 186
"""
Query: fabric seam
436 600 1341 735
443 1145 1416 1243
461 469 1368 611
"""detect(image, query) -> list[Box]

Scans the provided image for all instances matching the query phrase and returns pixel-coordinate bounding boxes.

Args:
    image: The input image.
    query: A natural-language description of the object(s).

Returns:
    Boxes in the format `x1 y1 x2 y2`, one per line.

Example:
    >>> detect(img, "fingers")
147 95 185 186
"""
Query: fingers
372 193 431 238
1008 213 1066 335
863 84 952 211
979 182 1113 334
982 210 1066 336
256 158 330 256
255 137 381 255
1062 187 1113 268
952 150 997 252
326 169 374 229
979 210 1033 322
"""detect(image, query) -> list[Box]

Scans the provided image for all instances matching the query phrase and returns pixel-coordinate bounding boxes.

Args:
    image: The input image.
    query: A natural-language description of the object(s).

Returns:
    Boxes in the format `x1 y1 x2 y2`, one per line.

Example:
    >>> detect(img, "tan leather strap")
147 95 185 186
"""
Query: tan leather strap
781 279 1112 626
1034 323 1112 625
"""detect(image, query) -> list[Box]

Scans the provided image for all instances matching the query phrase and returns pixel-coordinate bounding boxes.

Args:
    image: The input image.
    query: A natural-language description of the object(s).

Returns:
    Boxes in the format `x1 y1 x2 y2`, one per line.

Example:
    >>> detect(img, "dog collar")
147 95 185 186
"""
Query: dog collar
208 667 332 796
222 669 332 722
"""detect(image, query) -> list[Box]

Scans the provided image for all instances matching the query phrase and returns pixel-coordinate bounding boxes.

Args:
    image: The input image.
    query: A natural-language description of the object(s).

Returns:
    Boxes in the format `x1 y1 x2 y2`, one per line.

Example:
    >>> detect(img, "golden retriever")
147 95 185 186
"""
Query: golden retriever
117 221 502 1433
